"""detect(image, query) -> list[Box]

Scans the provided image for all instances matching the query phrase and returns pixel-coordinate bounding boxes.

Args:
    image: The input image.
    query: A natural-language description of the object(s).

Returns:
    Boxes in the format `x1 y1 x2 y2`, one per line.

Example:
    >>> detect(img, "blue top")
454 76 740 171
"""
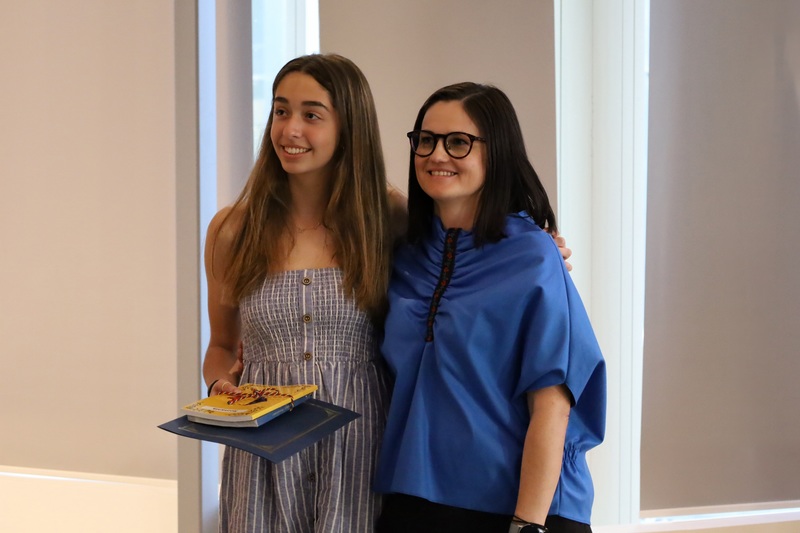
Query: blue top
375 214 606 524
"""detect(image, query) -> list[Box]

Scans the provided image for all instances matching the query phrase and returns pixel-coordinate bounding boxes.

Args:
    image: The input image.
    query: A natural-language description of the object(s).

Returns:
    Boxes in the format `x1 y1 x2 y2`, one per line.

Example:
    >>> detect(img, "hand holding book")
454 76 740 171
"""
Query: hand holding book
207 341 246 397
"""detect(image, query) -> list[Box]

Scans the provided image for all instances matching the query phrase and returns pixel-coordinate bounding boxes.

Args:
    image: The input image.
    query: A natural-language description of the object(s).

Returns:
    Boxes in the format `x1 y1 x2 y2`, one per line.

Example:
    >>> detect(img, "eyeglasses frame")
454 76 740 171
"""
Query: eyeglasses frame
406 130 486 159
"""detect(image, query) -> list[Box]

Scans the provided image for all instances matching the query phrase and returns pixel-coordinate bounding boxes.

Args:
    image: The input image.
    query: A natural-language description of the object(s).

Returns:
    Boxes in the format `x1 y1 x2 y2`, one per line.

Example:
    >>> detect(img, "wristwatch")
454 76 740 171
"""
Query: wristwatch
508 520 548 533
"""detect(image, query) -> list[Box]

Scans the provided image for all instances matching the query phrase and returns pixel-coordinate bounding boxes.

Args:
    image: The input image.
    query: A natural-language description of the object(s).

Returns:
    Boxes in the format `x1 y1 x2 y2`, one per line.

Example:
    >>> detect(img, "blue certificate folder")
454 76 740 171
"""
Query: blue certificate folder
159 399 360 463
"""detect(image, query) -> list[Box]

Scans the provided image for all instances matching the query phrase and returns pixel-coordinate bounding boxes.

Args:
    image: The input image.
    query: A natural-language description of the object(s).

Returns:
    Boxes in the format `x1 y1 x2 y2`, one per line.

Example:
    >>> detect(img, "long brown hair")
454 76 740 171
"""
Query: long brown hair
217 54 391 321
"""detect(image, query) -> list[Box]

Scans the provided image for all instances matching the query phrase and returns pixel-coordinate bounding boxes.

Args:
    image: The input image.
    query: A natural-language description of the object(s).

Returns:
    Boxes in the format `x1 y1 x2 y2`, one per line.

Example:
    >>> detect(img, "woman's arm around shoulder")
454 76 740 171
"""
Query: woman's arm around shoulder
387 183 408 242
202 206 244 396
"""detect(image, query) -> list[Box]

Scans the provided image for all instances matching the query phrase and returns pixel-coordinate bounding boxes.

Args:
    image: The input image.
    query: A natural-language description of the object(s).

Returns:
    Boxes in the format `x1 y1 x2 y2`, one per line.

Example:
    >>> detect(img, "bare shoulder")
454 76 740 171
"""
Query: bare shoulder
205 205 245 278
209 204 245 243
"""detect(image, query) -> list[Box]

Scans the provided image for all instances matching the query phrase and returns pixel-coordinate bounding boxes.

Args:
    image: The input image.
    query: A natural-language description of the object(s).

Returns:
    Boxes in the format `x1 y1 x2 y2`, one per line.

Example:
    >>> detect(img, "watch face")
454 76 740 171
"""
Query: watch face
521 525 544 533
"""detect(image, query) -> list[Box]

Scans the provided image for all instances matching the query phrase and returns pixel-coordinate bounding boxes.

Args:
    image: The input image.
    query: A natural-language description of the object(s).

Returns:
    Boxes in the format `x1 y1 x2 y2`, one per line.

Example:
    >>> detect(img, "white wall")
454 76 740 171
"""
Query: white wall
0 0 179 479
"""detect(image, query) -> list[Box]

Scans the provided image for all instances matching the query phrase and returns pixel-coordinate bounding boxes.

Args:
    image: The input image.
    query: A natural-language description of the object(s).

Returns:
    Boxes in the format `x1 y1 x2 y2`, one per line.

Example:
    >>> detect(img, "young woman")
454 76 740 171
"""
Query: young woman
375 83 606 533
202 53 399 532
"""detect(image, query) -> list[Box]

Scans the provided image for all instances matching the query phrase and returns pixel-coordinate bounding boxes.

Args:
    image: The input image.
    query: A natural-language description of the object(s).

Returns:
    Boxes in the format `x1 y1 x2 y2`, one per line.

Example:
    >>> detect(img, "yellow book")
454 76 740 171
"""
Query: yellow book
182 383 318 428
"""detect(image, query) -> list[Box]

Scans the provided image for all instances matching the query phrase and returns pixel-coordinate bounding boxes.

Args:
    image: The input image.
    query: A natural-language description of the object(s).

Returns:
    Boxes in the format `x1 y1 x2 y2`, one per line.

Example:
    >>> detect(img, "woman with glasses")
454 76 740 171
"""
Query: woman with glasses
375 83 607 533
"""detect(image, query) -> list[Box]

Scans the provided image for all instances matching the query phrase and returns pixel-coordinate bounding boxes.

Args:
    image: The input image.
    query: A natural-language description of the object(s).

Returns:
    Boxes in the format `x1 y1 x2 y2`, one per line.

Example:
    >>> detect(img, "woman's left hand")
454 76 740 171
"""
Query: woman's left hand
550 232 573 271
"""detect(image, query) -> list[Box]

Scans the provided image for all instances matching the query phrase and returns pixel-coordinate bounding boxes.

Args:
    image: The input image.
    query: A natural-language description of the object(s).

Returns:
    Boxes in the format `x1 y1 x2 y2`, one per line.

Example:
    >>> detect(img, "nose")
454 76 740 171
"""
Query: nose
285 115 303 138
429 138 449 161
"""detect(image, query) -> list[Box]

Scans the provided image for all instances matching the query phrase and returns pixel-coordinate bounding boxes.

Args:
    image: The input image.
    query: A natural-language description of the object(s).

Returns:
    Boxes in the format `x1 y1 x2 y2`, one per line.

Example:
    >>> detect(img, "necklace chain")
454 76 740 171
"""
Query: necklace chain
294 219 324 233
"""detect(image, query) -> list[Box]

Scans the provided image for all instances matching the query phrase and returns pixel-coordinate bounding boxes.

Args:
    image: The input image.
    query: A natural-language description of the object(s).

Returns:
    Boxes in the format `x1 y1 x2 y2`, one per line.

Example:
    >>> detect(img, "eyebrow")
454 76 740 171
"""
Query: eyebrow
273 96 331 112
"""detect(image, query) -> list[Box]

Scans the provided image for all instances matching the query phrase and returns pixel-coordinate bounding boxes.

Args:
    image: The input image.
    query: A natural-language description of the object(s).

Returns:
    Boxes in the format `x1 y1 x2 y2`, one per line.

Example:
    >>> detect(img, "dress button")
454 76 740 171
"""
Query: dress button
302 314 312 323
302 277 311 285
303 352 313 361
307 473 316 482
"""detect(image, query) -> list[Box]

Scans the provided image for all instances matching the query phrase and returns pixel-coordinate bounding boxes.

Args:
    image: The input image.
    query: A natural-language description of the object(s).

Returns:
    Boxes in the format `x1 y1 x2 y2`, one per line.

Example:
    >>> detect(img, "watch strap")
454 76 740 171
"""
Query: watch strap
508 518 548 533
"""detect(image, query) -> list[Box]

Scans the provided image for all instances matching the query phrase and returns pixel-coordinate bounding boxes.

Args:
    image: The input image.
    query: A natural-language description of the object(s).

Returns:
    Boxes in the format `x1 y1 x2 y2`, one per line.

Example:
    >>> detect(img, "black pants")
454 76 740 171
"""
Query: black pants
376 494 592 533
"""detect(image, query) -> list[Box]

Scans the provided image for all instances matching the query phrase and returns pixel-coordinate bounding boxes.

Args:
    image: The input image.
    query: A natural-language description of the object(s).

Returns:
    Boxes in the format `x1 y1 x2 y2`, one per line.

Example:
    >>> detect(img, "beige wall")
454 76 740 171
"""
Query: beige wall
0 1 178 479
319 0 558 206
0 0 553 493
0 0 553 483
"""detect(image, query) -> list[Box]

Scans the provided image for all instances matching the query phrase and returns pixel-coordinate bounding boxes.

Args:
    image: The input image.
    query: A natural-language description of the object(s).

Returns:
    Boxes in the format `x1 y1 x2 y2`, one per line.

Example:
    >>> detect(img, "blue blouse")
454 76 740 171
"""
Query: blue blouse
375 214 606 524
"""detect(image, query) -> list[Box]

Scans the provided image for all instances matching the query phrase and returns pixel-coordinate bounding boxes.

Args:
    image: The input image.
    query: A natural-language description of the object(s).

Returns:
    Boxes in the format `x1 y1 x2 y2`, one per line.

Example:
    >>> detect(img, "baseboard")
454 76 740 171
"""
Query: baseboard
597 502 800 532
2 465 797 533
0 465 177 533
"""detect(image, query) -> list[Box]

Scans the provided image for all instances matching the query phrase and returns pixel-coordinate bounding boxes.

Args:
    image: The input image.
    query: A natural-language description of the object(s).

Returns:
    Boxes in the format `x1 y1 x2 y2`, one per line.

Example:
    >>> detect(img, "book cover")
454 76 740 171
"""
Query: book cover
159 399 360 463
182 383 317 427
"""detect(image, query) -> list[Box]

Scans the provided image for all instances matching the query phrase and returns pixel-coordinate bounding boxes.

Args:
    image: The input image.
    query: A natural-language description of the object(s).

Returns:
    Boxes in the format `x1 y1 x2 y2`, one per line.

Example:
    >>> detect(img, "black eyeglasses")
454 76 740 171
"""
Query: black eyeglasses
407 130 486 159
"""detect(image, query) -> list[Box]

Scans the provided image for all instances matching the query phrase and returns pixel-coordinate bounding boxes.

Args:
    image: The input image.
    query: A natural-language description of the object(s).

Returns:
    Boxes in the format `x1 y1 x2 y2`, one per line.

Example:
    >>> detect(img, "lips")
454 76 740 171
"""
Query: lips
428 170 457 177
282 146 311 155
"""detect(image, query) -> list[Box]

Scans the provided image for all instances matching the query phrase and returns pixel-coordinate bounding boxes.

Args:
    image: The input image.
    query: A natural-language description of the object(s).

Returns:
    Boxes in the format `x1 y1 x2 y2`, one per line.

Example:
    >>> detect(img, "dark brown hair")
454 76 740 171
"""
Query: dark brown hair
406 82 556 245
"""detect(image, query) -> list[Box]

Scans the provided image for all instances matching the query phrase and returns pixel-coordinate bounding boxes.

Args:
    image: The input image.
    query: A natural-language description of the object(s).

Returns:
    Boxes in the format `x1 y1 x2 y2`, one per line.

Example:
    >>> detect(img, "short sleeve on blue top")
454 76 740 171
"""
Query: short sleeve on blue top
375 214 606 524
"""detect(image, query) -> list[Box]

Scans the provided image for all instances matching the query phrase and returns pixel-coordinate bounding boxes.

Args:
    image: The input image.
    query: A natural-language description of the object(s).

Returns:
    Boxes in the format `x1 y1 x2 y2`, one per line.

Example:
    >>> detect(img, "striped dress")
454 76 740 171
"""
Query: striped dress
219 268 391 533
